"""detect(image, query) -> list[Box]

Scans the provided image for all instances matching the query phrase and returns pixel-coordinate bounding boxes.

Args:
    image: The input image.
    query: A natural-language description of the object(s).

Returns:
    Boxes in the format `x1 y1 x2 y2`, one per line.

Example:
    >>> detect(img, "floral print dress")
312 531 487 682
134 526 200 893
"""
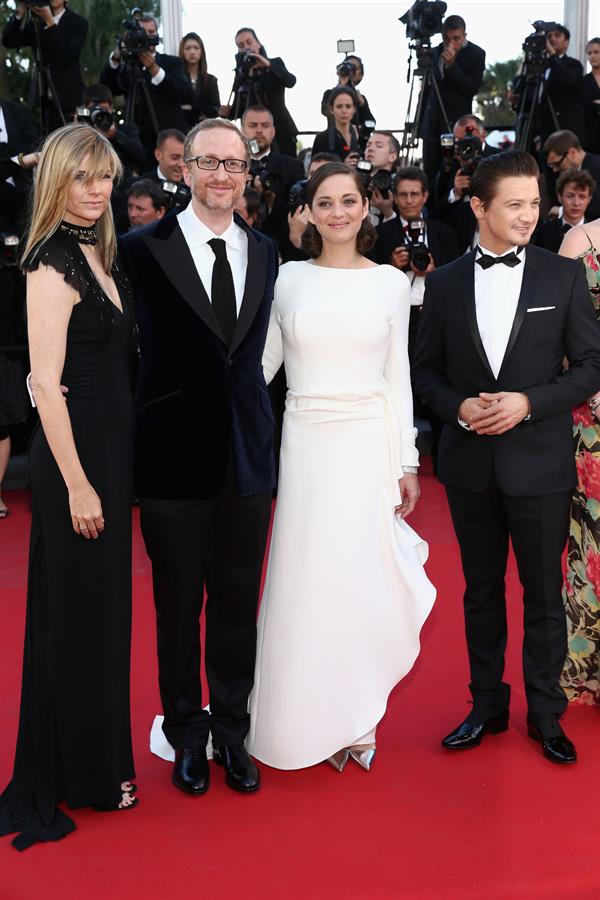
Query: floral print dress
561 239 600 703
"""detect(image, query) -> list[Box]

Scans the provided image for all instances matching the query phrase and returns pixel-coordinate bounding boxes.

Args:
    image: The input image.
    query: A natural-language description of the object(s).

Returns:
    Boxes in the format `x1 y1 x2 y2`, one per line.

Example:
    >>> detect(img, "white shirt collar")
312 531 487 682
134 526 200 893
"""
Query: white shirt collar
177 203 246 251
477 243 521 259
53 7 66 24
562 216 585 227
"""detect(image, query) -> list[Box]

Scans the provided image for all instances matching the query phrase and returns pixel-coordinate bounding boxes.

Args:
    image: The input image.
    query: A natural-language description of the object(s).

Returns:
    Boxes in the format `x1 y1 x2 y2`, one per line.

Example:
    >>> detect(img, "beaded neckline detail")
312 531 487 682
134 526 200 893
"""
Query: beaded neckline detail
59 221 98 245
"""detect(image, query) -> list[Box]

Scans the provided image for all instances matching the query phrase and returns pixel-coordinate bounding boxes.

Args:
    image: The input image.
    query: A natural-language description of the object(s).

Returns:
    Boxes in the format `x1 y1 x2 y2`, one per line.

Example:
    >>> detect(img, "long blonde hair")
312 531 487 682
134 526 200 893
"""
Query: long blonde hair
22 123 123 273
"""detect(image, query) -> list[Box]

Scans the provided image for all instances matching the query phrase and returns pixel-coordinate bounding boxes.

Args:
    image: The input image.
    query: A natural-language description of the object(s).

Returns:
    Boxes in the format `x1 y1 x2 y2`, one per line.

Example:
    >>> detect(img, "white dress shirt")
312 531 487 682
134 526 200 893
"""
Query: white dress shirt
474 244 526 379
177 204 248 314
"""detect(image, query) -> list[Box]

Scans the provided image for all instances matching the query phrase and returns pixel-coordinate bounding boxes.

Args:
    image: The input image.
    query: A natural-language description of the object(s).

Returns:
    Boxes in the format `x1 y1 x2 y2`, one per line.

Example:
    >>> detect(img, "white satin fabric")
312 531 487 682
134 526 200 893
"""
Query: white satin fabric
247 262 436 770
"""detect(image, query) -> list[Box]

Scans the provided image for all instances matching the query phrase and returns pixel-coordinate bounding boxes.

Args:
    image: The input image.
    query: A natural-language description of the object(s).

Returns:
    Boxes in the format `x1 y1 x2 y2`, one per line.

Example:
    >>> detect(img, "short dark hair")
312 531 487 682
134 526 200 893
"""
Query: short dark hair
127 178 167 211
156 129 186 150
553 24 570 41
543 130 582 156
141 13 158 28
373 130 400 157
454 113 484 131
310 152 339 166
444 15 466 32
327 86 357 111
83 84 113 106
241 105 273 124
242 187 262 220
395 166 428 193
470 150 540 206
302 162 377 257
556 168 597 197
587 37 600 48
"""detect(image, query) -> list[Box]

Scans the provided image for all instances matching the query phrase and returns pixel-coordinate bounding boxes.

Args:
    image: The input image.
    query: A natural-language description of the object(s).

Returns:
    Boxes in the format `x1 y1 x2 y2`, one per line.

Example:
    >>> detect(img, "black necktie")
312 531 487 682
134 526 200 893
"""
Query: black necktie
563 222 571 234
475 246 523 270
207 238 237 345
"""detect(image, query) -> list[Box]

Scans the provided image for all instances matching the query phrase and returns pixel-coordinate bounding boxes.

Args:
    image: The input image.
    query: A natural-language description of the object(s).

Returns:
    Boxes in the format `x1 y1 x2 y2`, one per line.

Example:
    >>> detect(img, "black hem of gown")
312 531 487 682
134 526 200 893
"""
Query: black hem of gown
0 783 76 851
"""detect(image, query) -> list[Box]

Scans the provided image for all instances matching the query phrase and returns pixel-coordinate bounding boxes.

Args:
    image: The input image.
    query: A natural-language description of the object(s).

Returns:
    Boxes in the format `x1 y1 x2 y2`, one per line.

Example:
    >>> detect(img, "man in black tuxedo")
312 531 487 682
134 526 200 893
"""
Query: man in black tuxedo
119 119 277 797
100 13 188 168
420 15 485 187
543 130 600 221
534 169 595 254
2 0 87 131
414 150 600 764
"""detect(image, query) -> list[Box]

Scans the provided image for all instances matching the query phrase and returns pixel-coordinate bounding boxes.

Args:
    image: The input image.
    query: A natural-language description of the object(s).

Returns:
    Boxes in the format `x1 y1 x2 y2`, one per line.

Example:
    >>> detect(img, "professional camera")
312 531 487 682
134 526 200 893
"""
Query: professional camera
400 0 447 45
23 1 51 7
404 219 430 271
161 181 191 211
118 7 159 60
288 179 307 214
235 50 256 79
439 127 482 176
76 106 115 133
356 160 394 198
337 60 357 78
249 158 281 193
522 20 560 75
0 234 19 268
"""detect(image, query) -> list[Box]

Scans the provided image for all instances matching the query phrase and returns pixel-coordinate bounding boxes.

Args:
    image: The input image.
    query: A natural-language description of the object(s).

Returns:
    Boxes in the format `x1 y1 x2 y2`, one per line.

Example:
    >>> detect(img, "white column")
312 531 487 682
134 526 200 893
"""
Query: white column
563 0 590 64
160 0 183 56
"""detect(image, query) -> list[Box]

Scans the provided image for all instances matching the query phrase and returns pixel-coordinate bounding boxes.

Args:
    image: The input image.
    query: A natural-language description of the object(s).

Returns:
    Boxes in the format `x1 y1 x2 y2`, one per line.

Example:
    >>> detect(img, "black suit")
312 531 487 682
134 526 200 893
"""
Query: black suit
254 150 305 251
413 246 600 725
0 99 40 233
119 211 277 748
420 41 486 182
2 8 87 127
182 72 220 130
230 58 298 157
533 217 589 254
583 73 600 153
541 55 585 144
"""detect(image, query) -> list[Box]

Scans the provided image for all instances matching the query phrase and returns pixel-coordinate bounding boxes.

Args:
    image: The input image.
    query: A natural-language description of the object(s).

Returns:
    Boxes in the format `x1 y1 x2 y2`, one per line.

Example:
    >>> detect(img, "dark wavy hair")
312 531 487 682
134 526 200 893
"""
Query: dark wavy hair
301 162 377 258
179 32 209 88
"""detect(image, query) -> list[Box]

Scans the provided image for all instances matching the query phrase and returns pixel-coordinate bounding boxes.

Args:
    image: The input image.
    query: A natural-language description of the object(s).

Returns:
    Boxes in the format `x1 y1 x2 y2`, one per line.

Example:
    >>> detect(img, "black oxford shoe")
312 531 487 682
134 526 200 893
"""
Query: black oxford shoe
527 720 577 765
213 744 260 792
172 747 210 794
441 711 509 750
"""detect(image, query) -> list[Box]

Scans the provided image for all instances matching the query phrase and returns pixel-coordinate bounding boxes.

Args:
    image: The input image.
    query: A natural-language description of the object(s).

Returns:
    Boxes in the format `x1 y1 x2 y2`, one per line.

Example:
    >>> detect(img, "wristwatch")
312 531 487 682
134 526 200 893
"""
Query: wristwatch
402 466 419 475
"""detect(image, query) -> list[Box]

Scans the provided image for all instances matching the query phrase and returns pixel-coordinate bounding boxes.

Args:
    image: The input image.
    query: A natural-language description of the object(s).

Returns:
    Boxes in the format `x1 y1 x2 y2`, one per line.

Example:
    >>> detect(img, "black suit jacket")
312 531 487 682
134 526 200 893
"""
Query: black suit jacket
541 55 585 144
0 99 40 232
2 8 87 112
230 58 298 155
421 41 485 135
372 216 460 270
119 211 278 500
533 217 590 254
257 150 305 249
583 72 600 152
182 72 220 129
413 246 600 496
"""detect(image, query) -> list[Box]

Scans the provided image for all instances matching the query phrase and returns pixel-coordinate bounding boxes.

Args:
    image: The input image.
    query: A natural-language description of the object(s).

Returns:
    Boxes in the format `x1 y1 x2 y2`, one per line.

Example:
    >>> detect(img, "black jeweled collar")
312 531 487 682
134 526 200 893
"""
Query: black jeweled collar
59 220 98 245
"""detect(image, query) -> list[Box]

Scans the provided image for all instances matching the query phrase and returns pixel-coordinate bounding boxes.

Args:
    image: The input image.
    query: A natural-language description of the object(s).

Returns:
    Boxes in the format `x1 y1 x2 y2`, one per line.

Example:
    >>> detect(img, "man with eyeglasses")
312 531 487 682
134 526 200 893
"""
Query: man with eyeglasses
543 129 600 221
119 118 278 799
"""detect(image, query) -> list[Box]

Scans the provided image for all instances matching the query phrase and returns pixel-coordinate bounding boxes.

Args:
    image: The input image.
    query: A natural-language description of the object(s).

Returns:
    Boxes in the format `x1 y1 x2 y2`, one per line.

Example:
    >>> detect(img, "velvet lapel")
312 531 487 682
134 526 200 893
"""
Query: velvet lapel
142 215 225 344
461 251 496 382
496 247 538 380
228 224 268 359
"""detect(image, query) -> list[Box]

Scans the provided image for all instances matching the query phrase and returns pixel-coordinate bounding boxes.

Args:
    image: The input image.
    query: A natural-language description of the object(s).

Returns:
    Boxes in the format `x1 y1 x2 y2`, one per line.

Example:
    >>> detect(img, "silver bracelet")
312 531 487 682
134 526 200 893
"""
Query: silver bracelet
402 466 419 475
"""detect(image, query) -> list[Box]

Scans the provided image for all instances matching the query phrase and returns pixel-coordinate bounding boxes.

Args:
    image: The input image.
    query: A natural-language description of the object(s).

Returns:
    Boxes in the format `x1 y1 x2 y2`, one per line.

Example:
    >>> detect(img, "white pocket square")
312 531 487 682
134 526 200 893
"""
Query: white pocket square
526 306 556 312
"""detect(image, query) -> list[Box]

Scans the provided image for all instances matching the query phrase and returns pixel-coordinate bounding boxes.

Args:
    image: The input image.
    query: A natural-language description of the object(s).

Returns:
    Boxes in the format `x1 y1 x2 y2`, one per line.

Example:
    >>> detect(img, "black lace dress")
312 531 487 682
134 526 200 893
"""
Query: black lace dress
0 227 135 850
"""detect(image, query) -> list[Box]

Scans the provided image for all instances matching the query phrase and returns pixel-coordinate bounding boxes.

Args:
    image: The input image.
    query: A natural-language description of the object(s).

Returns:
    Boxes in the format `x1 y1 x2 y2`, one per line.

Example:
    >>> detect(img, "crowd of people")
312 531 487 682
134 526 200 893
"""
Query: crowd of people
2 1 600 857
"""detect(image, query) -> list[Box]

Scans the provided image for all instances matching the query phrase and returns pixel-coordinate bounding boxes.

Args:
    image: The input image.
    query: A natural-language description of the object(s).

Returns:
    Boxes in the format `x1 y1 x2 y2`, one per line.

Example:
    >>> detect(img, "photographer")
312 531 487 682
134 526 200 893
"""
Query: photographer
540 25 585 145
140 128 185 184
0 96 40 233
363 130 400 226
312 87 360 161
2 1 87 131
321 55 375 136
79 84 145 176
286 152 338 260
126 178 167 231
100 12 188 167
534 169 595 253
543 130 600 221
420 14 485 186
222 27 298 158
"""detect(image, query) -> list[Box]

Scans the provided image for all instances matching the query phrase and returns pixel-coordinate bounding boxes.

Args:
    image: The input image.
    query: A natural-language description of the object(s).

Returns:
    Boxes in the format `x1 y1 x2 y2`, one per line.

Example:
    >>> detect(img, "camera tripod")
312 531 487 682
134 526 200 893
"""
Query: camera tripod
123 58 160 138
400 42 451 161
30 15 65 136
228 71 266 122
514 69 559 154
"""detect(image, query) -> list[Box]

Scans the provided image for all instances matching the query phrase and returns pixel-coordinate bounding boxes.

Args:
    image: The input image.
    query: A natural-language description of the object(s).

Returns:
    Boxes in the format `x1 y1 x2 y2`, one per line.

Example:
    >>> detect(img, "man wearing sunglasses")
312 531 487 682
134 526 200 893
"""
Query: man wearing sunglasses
543 129 600 221
119 118 278 798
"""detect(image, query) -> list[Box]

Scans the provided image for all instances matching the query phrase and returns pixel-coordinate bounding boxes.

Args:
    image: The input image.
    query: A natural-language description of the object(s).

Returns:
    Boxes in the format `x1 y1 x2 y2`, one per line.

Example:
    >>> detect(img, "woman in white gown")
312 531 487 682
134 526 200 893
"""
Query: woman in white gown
247 163 436 772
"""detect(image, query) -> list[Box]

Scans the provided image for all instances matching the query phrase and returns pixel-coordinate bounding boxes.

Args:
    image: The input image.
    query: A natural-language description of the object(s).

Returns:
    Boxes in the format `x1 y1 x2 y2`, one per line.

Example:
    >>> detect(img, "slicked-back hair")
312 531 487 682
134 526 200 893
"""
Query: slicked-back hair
156 129 186 150
556 168 597 197
470 150 540 207
183 118 251 166
301 162 377 257
454 113 484 131
543 130 582 156
235 27 267 56
395 166 428 193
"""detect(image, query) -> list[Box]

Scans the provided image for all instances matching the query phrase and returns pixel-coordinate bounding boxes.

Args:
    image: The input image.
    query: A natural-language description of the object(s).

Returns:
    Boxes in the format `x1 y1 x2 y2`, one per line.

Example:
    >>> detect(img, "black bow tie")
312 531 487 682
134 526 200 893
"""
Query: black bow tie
476 247 523 270
562 222 571 234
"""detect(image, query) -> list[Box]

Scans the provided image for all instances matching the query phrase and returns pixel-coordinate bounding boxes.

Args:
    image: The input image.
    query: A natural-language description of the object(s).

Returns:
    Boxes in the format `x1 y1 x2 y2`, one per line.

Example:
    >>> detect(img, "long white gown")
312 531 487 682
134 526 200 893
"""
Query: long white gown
247 260 436 770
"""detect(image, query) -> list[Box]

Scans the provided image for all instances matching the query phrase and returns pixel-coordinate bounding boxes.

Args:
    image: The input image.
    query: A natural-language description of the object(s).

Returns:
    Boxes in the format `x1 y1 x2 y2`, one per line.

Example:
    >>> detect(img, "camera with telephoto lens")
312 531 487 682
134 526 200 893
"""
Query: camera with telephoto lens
118 7 159 60
400 0 447 45
288 179 307 214
455 126 482 176
356 159 394 199
337 60 356 78
161 181 191 211
235 50 256 79
522 20 560 76
23 1 50 7
249 157 281 193
404 219 430 271
76 106 115 133
0 234 19 268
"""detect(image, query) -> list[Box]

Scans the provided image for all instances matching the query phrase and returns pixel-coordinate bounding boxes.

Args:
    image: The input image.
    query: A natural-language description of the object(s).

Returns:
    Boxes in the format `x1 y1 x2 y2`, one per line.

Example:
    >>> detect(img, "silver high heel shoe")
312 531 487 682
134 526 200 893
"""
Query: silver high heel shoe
326 749 350 772
348 744 376 771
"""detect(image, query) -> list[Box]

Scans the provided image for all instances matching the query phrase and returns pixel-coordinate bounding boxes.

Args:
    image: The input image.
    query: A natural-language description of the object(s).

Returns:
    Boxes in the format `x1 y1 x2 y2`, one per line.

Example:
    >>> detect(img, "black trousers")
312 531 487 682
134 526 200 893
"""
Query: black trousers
140 465 271 749
445 478 571 726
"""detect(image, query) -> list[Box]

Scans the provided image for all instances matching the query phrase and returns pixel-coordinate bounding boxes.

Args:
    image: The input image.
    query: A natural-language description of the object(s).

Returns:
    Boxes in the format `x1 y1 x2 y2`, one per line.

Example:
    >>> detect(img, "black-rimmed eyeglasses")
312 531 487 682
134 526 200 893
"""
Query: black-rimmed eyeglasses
547 151 568 172
185 155 247 173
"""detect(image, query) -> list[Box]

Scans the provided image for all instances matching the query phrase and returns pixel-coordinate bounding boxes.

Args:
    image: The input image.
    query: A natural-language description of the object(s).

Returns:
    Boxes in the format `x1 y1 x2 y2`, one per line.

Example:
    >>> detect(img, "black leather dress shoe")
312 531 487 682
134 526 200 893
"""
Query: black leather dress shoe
172 747 210 794
441 711 509 750
213 744 260 792
527 720 577 765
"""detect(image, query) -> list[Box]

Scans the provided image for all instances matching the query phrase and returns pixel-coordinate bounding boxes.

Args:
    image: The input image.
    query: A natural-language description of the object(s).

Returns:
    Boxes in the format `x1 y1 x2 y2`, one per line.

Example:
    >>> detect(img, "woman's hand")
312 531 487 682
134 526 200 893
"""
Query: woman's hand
69 482 104 539
395 474 420 518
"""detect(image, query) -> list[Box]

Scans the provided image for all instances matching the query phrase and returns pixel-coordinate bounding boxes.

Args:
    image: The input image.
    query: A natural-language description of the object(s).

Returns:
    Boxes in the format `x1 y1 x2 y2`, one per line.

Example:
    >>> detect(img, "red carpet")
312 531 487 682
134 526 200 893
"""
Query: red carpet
2 464 600 900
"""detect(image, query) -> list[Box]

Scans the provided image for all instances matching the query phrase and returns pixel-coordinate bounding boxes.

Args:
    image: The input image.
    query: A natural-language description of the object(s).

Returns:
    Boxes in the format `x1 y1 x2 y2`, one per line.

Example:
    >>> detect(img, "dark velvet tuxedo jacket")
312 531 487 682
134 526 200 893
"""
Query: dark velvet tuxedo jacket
118 212 278 500
413 246 600 496
421 41 486 137
2 8 87 112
